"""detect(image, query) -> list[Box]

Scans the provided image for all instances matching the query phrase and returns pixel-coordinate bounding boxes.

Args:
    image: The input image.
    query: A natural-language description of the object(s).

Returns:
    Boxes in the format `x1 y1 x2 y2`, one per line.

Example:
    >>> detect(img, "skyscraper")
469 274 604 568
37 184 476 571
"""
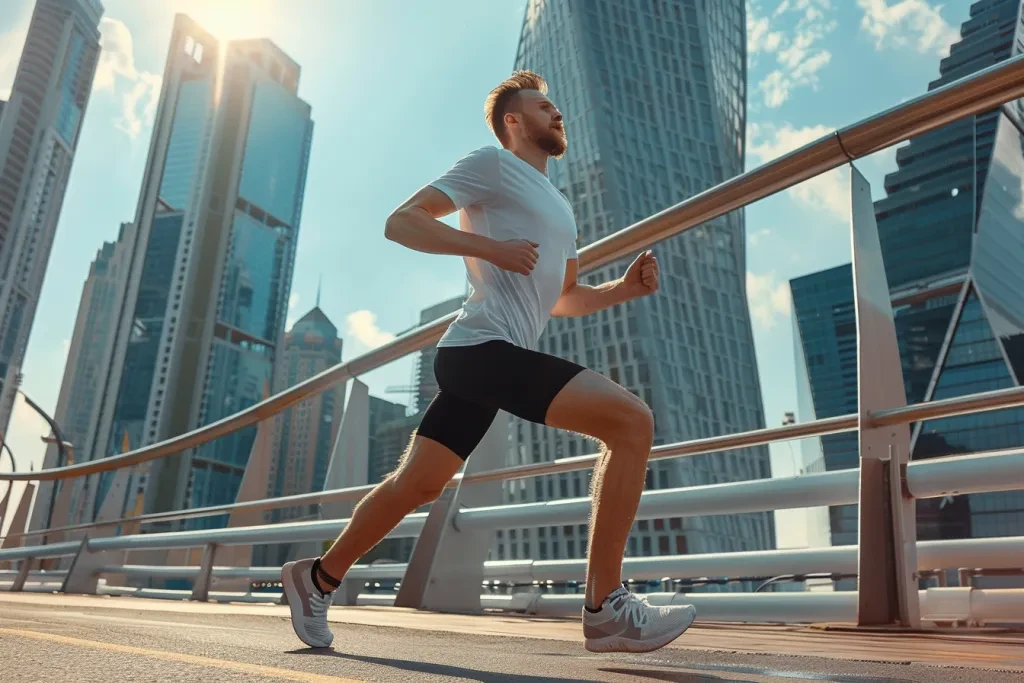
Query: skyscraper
367 396 408 485
790 265 857 548
0 0 104 432
413 296 464 413
86 15 313 523
267 304 344 522
28 222 136 532
793 0 1024 545
502 0 774 564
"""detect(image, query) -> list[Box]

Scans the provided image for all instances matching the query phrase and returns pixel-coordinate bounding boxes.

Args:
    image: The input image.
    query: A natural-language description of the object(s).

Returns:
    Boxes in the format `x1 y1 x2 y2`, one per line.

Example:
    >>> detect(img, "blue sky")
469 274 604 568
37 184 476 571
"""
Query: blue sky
1 0 974 542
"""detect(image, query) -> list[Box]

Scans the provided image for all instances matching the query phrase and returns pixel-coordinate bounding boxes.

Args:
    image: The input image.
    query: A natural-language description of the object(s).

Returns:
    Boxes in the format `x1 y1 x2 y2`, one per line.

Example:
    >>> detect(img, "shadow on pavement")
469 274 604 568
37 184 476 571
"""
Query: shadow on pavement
288 649 738 682
288 649 580 681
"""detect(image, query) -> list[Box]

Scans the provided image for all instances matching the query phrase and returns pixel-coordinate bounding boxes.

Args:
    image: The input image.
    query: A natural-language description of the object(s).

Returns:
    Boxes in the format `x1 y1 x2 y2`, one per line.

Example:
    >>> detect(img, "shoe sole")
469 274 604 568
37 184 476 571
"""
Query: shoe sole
281 561 333 649
584 609 696 653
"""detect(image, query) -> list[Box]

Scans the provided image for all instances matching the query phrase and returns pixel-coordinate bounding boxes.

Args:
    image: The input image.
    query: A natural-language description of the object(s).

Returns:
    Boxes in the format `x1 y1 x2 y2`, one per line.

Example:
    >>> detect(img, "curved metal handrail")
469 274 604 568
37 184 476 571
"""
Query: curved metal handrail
3 412 862 541
6 52 1024 485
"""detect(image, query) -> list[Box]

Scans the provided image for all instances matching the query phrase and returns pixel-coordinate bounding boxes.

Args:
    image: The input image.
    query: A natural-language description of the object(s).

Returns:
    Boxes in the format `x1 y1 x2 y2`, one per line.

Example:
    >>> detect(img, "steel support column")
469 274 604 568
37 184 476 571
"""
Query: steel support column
850 165 920 627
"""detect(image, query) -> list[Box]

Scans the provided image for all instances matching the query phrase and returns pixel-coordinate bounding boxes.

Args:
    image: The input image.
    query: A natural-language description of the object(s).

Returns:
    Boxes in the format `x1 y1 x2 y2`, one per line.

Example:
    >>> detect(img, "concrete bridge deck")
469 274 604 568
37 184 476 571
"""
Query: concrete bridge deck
1 593 1022 682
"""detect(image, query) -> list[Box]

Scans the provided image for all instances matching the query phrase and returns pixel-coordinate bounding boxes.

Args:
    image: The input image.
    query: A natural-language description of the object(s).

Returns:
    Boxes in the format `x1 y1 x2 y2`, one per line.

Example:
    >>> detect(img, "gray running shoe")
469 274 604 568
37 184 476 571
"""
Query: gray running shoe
582 586 696 653
282 558 334 648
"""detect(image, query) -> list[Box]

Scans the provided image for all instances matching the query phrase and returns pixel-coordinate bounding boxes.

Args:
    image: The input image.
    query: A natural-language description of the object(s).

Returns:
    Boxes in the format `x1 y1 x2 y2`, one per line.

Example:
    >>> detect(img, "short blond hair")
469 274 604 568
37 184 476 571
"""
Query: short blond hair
484 71 548 146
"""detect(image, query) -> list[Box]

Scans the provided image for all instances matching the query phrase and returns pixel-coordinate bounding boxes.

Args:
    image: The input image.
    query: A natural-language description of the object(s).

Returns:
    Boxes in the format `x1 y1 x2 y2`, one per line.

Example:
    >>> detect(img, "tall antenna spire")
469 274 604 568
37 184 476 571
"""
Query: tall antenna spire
316 275 322 308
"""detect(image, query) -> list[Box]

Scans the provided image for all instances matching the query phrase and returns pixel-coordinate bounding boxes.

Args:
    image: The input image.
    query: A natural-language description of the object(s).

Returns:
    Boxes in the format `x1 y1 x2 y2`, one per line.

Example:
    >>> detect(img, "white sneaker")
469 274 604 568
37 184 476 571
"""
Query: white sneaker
582 587 696 653
282 558 335 648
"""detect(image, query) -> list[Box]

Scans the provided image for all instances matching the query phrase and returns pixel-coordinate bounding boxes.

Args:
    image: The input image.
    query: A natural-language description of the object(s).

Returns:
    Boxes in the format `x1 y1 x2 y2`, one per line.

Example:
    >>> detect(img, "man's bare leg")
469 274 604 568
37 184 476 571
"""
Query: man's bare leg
319 436 465 581
545 369 695 653
543 370 654 609
282 435 464 647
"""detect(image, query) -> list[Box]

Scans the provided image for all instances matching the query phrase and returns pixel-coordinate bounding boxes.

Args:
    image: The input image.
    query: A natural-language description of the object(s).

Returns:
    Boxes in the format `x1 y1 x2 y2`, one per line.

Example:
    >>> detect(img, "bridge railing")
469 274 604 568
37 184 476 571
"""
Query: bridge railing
5 53 1024 627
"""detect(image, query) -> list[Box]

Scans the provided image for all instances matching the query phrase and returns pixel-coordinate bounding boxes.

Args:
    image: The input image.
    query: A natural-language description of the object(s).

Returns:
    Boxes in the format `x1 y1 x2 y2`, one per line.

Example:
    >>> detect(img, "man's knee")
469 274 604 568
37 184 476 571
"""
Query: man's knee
388 468 447 505
596 398 655 451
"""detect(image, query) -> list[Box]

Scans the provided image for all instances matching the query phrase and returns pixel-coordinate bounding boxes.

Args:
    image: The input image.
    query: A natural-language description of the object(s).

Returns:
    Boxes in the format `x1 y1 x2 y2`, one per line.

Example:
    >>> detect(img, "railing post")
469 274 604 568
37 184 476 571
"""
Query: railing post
849 165 920 628
11 557 33 592
190 543 219 602
61 535 111 595
395 411 508 612
321 379 368 522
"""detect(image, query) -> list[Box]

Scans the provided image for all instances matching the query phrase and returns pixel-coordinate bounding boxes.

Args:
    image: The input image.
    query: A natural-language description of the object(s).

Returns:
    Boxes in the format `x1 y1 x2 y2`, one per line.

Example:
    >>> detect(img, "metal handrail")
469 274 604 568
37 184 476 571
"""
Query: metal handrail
6 53 1024 485
7 383 1024 543
2 412 860 541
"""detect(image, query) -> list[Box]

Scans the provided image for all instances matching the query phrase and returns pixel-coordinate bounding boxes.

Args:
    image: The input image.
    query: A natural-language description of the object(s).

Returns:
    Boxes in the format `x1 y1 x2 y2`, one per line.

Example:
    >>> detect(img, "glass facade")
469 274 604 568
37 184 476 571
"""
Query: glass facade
792 0 1024 550
188 53 313 522
98 214 183 512
0 0 103 432
790 265 858 547
505 0 774 570
158 79 213 211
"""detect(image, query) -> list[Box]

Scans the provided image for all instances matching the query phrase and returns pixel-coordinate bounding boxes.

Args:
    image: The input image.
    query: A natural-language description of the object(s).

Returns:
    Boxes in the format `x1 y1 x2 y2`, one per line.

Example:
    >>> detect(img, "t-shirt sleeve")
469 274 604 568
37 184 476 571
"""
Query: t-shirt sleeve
429 146 499 210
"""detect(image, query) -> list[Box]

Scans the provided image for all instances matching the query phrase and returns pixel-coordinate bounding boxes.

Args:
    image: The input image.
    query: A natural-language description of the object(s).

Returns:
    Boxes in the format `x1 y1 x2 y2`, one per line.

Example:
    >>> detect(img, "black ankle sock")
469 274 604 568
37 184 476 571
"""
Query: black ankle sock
311 558 341 594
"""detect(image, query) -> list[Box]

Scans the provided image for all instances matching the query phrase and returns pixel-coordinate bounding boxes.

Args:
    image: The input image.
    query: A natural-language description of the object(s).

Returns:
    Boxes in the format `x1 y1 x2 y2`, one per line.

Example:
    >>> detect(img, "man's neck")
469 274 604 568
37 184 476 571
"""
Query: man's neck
509 144 549 176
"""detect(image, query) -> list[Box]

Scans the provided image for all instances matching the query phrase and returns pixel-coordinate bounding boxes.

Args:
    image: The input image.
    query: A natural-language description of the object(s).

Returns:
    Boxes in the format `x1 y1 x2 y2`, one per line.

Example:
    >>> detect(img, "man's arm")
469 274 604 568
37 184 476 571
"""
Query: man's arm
385 187 541 276
551 252 660 318
384 187 491 258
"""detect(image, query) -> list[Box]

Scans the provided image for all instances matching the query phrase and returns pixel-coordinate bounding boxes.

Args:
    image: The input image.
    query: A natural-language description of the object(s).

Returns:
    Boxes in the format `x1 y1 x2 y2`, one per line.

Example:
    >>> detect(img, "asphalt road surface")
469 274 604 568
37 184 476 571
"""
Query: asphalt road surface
1 594 1022 682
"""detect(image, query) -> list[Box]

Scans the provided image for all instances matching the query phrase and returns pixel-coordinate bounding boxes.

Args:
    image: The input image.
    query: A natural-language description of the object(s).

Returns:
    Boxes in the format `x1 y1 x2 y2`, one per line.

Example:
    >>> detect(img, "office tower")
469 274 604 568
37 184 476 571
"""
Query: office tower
266 303 344 522
793 0 1024 545
27 222 136 531
413 296 463 412
367 396 408 485
790 265 856 548
86 15 313 524
502 0 774 565
0 0 104 432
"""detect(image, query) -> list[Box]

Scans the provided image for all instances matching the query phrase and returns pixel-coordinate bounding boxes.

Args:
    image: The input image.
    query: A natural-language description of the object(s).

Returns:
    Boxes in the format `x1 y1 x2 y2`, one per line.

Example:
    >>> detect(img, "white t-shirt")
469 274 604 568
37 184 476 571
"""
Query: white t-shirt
429 145 578 350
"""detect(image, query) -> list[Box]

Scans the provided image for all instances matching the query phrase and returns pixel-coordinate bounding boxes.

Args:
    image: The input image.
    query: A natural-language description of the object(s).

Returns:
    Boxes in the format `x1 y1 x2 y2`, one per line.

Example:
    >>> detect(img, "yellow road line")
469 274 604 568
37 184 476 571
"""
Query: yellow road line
0 627 361 682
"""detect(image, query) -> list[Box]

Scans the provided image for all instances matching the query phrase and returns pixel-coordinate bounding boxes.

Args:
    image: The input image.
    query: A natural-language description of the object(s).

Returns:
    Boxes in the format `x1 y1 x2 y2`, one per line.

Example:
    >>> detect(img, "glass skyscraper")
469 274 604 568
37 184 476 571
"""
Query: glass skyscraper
500 0 774 567
267 304 344 523
85 16 313 525
790 265 857 548
28 222 136 533
793 0 1024 545
0 0 104 432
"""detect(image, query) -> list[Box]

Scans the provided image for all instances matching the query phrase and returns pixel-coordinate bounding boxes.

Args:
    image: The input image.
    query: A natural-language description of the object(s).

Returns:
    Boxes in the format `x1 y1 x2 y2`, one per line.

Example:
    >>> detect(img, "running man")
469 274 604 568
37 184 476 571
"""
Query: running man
283 71 696 653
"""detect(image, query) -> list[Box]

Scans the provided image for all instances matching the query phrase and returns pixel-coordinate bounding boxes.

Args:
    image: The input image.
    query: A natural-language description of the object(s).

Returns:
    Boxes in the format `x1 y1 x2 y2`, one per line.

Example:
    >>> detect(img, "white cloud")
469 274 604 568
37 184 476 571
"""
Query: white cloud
286 292 300 329
857 0 960 56
0 3 32 100
94 18 162 139
748 121 850 221
749 227 772 247
747 271 792 330
748 0 836 108
346 310 395 349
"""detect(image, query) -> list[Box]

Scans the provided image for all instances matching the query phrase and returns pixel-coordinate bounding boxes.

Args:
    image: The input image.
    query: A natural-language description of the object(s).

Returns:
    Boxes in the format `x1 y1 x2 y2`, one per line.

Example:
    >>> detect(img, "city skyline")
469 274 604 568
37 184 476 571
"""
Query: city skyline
1 1 982 545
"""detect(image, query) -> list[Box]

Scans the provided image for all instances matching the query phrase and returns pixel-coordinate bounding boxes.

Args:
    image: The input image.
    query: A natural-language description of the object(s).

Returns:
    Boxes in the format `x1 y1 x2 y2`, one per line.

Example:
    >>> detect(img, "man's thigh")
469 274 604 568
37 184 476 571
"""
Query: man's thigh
415 389 499 462
543 368 652 445
435 341 587 426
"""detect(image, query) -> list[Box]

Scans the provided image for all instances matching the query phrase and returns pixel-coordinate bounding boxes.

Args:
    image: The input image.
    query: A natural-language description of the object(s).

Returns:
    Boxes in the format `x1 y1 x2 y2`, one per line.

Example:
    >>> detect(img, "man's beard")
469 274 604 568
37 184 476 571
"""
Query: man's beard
529 122 568 158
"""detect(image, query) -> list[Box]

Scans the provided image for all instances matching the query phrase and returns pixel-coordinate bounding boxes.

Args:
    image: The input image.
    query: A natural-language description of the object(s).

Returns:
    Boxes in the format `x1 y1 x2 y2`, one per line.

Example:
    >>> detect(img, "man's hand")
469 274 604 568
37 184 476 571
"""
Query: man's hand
484 239 539 276
623 250 659 296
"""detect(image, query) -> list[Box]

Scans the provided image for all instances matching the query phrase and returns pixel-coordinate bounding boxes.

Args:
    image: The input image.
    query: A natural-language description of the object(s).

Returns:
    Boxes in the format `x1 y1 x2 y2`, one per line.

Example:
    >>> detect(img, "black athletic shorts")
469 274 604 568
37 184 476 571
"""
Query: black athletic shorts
417 340 587 460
